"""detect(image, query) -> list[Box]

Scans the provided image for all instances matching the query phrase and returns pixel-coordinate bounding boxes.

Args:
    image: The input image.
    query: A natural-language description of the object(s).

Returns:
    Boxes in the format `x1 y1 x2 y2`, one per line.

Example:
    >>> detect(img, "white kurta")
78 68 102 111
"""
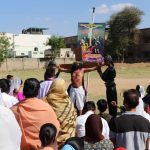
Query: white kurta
0 92 19 108
0 105 22 150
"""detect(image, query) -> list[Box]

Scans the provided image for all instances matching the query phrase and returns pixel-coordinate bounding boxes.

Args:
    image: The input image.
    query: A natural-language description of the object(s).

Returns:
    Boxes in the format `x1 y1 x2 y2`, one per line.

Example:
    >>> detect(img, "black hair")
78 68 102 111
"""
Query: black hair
104 55 114 66
44 66 56 80
97 99 107 112
0 79 10 93
135 85 141 97
146 85 150 94
47 60 57 67
71 62 83 73
20 79 23 85
39 123 57 147
23 78 40 98
82 101 96 113
6 75 13 80
123 89 139 109
64 137 84 150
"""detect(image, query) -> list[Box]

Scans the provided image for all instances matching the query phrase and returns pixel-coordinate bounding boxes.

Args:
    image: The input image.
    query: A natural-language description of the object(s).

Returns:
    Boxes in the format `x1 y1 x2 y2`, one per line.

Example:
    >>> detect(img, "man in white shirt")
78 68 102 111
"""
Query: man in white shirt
75 101 110 139
0 79 18 108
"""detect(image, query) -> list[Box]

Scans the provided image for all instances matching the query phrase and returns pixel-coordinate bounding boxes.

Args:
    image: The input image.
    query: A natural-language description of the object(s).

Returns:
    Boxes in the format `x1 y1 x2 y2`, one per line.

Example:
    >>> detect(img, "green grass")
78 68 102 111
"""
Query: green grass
0 63 150 108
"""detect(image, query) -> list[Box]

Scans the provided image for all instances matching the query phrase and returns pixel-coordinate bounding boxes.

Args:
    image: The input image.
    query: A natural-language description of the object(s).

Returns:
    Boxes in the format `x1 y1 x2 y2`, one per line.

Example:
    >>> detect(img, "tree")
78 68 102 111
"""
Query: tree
0 33 11 63
46 35 65 58
106 6 144 62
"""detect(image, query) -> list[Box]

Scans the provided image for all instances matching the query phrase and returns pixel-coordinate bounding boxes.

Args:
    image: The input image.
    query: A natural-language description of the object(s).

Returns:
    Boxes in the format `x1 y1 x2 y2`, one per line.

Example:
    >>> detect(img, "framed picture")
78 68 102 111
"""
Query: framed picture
77 23 106 62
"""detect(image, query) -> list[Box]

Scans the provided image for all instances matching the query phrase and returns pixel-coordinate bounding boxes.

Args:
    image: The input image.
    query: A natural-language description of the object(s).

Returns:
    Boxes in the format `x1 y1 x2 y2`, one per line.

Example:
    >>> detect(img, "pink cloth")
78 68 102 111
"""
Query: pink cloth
17 92 25 102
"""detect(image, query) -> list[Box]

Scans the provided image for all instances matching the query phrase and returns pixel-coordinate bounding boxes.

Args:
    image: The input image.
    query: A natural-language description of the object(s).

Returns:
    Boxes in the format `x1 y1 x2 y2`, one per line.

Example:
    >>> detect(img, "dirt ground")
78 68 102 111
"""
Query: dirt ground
80 63 150 105
0 62 149 105
87 77 149 104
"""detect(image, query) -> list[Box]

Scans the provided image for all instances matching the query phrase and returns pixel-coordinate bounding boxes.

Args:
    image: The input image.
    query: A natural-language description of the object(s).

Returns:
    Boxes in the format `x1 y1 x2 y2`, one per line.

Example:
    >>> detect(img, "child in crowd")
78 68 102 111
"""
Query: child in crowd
61 137 84 150
39 123 57 150
97 99 112 123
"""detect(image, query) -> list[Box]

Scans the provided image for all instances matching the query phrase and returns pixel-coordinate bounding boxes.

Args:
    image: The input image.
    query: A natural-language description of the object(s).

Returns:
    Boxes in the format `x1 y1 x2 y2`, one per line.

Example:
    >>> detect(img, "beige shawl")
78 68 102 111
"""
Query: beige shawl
43 78 77 146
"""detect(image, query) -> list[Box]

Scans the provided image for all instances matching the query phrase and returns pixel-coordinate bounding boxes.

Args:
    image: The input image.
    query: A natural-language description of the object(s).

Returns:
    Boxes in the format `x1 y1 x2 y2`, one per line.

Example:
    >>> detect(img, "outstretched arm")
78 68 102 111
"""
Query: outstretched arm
83 66 98 73
58 65 71 73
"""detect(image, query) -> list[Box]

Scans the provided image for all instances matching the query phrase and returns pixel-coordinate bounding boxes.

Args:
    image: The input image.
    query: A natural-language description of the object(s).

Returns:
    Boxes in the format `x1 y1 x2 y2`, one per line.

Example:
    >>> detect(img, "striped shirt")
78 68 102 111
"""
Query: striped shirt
109 111 150 150
37 80 53 99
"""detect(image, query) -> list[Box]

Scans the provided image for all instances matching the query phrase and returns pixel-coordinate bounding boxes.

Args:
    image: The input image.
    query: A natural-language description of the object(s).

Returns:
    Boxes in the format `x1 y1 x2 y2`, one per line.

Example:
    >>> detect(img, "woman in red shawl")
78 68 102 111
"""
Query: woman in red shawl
84 114 114 150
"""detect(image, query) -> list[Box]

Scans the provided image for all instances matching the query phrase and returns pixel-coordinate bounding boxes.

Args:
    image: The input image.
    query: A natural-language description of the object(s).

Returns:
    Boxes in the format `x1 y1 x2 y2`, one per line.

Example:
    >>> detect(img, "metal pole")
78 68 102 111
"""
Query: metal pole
86 7 95 101
92 7 95 24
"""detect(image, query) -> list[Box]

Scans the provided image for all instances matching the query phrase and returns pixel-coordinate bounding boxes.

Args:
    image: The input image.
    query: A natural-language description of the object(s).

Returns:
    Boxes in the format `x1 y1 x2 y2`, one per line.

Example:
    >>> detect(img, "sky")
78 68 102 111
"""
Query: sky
0 0 149 37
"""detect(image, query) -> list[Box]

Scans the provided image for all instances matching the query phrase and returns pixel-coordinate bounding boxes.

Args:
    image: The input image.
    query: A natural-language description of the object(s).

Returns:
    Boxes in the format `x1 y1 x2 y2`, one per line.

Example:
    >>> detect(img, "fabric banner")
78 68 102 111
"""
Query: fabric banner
77 23 106 62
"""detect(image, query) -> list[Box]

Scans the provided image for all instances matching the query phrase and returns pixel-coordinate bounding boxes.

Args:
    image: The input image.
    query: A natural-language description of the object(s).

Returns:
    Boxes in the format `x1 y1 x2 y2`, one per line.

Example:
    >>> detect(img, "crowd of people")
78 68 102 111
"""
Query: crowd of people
0 56 150 150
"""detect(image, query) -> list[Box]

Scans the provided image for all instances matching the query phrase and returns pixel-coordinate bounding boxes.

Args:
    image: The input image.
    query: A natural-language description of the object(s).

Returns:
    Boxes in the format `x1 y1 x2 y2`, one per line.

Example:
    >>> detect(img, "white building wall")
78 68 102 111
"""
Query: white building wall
6 33 51 58
60 48 75 58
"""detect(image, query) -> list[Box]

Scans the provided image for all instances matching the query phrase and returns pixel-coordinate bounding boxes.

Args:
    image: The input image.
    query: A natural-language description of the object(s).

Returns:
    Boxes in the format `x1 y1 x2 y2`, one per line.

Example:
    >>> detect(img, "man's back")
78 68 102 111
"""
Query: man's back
76 111 93 137
76 111 110 139
110 112 150 150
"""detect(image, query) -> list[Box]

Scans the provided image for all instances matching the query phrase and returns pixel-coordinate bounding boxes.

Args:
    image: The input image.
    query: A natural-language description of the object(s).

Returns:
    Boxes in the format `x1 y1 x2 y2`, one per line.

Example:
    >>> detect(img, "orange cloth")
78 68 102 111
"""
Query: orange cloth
11 98 60 150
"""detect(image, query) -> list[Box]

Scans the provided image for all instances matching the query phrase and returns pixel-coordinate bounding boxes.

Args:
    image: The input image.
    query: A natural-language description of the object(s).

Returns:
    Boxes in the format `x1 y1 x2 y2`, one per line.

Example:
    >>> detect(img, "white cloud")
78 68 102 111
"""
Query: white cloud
96 4 109 14
111 3 134 12
95 3 134 14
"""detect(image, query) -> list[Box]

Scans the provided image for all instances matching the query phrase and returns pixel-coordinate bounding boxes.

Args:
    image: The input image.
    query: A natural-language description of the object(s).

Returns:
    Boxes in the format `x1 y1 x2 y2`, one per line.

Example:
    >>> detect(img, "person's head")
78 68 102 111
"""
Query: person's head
104 55 113 66
0 79 10 93
71 62 83 73
44 66 56 80
85 114 104 142
39 123 57 147
146 85 150 94
47 60 57 68
123 89 139 110
48 78 66 96
6 75 13 80
82 101 96 114
23 78 40 98
97 99 107 113
135 85 145 98
62 137 84 150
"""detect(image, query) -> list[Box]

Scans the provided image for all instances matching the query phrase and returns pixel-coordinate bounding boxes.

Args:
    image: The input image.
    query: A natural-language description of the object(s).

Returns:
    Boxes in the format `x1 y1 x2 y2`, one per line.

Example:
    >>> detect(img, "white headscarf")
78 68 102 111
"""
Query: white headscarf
9 77 22 96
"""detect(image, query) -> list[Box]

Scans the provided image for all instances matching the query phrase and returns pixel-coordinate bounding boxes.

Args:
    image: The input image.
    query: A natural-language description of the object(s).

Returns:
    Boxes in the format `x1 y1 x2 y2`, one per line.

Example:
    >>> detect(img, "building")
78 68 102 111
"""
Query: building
6 27 51 58
60 48 75 58
137 28 150 60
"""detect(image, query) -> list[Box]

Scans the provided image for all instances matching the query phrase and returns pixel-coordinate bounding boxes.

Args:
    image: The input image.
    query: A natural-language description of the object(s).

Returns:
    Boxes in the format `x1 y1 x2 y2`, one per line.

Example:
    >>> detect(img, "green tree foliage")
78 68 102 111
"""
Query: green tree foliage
106 6 144 62
0 33 11 63
46 35 65 57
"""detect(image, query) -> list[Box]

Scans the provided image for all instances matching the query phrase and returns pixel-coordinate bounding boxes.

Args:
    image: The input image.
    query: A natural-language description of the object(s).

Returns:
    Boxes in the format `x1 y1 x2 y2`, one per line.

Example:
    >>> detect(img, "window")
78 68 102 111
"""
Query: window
34 47 38 51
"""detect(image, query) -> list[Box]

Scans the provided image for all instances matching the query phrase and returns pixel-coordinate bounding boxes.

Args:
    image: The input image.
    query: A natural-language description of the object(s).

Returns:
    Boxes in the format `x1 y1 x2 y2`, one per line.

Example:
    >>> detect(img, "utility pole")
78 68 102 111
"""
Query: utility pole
86 7 96 101
92 7 95 24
